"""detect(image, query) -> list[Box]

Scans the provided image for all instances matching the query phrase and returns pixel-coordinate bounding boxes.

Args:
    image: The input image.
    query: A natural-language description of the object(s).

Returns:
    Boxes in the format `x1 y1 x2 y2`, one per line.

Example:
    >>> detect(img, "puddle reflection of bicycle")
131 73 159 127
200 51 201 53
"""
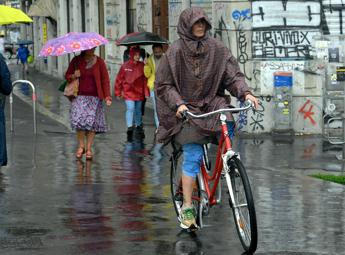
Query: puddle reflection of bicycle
174 230 204 255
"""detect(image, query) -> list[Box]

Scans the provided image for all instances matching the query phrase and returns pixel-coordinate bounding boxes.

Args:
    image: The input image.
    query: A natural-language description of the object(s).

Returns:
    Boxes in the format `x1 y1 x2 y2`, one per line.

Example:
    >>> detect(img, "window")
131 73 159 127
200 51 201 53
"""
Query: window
126 0 136 33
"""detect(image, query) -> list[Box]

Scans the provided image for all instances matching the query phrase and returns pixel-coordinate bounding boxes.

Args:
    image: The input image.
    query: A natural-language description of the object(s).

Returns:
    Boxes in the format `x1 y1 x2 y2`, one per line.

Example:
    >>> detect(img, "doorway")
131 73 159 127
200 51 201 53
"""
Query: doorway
152 0 168 40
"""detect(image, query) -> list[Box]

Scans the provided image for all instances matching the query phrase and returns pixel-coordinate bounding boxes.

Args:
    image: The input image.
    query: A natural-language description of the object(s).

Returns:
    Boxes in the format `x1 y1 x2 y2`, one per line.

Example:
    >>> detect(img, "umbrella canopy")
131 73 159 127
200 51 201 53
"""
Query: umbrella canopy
16 40 34 45
39 32 108 57
116 31 169 46
0 5 33 25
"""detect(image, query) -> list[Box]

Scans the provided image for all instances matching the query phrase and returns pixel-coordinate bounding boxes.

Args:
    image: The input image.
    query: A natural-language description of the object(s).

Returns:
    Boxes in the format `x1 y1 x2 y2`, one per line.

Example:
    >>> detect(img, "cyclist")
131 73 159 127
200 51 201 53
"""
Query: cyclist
155 7 258 229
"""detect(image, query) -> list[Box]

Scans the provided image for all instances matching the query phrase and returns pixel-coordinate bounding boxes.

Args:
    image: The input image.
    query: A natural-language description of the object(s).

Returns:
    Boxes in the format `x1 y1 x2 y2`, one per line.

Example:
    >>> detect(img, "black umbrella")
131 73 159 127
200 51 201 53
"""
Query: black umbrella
15 40 34 45
116 31 169 46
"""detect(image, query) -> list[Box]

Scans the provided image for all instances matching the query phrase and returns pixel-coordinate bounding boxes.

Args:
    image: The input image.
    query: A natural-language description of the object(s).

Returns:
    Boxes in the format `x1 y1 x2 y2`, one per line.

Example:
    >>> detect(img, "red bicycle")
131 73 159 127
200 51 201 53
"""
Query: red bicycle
170 100 258 253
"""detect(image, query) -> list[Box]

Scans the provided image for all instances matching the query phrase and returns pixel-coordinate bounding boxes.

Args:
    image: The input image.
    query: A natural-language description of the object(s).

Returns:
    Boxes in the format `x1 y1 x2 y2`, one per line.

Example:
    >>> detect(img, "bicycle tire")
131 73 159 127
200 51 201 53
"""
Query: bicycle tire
226 157 257 253
170 152 203 228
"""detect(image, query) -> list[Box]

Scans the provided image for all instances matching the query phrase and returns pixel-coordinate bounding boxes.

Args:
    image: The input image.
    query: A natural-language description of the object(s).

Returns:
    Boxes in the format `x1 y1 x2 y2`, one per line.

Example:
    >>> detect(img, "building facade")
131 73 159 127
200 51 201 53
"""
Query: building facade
25 0 343 134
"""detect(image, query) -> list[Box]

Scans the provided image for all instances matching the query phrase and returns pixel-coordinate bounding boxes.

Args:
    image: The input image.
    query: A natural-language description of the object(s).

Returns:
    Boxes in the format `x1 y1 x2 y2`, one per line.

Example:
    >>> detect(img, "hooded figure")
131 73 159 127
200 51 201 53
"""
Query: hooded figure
115 47 148 101
115 46 149 139
155 7 253 145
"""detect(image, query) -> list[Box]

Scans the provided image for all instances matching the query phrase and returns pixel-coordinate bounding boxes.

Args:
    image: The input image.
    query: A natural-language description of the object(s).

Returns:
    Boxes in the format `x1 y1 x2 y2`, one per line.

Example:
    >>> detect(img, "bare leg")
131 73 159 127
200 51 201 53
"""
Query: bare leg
182 174 194 208
77 130 86 148
85 131 95 159
75 130 86 158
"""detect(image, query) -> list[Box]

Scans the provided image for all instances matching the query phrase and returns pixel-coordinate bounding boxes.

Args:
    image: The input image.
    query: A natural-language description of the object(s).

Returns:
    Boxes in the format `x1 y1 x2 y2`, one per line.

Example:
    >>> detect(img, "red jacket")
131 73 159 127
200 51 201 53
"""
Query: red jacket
114 60 149 101
65 55 111 101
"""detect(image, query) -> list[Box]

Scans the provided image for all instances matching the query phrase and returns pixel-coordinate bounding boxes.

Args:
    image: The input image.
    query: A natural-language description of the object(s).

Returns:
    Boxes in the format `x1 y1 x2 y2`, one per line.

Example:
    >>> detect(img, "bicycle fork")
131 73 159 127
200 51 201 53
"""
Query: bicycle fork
222 151 238 208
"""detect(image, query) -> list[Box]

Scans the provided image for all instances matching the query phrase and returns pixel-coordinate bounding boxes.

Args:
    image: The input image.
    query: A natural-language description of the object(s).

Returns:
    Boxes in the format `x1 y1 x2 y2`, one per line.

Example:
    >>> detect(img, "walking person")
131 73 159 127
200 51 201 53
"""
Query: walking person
65 47 112 160
155 7 258 229
144 43 164 128
0 54 13 168
16 44 29 74
115 46 149 140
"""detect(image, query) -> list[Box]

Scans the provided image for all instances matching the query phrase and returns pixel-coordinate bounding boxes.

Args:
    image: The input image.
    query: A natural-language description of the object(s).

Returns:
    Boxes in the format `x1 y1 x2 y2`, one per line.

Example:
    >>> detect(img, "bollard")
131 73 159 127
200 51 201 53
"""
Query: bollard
10 80 37 134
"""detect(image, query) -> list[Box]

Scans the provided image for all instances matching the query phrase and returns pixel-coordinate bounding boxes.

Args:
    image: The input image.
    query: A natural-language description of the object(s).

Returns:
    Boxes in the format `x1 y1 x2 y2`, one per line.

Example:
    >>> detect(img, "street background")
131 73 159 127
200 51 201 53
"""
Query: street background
0 61 345 254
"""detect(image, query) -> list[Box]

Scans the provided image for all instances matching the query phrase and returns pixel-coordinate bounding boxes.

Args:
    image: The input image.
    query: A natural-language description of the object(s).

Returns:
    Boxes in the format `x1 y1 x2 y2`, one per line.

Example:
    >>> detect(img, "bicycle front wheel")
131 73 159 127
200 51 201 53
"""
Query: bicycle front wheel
225 157 257 253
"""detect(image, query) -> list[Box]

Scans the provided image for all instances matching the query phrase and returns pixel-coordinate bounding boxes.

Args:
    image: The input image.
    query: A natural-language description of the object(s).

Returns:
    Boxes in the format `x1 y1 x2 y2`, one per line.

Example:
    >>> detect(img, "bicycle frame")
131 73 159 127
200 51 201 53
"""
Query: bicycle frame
172 101 257 251
199 113 234 206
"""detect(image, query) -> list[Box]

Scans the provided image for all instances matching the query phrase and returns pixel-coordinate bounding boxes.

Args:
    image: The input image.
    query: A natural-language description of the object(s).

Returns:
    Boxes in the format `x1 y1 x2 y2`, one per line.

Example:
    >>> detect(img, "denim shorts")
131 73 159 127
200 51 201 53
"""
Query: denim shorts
180 120 235 178
182 143 204 178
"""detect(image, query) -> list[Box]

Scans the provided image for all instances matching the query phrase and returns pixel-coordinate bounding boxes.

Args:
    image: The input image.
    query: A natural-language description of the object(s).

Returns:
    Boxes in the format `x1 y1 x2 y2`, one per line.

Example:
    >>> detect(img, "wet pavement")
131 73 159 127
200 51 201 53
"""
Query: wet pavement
1 62 345 254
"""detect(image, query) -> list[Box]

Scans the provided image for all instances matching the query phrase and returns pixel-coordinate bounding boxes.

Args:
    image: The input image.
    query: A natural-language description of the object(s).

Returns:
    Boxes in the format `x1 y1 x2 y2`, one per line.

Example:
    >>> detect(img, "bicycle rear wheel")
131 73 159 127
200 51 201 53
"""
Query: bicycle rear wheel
170 151 203 228
225 157 257 253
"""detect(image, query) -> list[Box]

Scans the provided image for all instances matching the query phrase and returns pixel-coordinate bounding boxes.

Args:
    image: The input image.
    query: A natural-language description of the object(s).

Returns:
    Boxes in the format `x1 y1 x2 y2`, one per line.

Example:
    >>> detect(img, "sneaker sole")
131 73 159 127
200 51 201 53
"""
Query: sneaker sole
178 217 199 230
180 222 199 231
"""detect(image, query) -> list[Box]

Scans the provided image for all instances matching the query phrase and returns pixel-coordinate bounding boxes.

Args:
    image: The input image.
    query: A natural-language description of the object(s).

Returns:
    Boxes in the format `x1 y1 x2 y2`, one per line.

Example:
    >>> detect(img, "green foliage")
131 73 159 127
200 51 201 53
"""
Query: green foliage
310 173 345 185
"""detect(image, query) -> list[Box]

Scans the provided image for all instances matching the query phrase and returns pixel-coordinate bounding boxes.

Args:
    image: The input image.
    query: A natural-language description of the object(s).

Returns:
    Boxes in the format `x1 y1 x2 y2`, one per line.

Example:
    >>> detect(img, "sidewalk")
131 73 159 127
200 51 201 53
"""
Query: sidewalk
7 62 345 174
8 62 71 130
7 62 155 132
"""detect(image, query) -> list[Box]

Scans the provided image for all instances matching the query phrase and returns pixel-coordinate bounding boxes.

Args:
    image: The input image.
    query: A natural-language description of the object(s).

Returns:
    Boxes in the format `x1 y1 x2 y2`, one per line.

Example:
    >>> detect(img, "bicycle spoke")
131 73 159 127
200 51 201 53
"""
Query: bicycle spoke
237 208 251 243
226 158 257 253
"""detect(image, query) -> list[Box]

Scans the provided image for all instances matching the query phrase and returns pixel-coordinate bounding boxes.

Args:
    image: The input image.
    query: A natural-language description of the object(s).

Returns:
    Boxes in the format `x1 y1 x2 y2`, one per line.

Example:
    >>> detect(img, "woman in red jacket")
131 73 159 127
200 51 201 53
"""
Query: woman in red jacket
115 47 149 139
65 47 112 160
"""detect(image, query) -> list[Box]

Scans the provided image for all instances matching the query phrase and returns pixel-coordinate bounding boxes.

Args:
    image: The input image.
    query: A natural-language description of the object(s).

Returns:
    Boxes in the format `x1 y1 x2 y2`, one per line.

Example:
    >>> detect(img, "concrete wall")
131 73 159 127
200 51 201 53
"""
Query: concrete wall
103 0 127 92
164 0 328 134
30 0 342 134
32 0 101 78
104 0 153 93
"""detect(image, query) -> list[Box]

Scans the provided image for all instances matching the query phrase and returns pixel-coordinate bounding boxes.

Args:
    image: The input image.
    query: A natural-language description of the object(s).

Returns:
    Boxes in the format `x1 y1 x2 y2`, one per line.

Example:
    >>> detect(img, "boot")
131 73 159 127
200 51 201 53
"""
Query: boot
127 126 134 139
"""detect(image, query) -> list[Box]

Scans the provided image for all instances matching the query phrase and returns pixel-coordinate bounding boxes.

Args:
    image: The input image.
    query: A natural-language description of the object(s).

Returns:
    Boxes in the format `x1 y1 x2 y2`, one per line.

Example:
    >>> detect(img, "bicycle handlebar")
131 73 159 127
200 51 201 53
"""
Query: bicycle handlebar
183 100 253 119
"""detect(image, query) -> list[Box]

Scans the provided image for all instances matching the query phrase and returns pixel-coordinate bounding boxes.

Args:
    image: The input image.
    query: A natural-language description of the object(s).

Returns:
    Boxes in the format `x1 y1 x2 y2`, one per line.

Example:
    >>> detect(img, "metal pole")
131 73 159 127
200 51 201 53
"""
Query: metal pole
10 80 37 134
343 82 345 160
9 92 13 132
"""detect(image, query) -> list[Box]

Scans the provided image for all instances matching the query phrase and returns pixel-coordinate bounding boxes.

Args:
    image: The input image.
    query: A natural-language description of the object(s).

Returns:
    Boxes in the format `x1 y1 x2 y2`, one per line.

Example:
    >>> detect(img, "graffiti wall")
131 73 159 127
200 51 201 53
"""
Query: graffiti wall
322 0 345 34
102 0 343 134
212 1 253 89
293 97 323 133
234 96 275 133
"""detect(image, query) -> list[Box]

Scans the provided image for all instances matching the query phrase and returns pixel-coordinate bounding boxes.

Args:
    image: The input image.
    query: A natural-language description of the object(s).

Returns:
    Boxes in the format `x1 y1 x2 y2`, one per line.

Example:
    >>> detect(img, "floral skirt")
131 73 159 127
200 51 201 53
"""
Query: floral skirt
70 95 106 133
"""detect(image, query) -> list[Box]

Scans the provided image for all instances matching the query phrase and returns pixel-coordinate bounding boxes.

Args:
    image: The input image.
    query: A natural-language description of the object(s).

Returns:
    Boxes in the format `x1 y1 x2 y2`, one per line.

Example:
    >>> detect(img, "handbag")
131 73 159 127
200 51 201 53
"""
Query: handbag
63 78 79 98
63 59 80 98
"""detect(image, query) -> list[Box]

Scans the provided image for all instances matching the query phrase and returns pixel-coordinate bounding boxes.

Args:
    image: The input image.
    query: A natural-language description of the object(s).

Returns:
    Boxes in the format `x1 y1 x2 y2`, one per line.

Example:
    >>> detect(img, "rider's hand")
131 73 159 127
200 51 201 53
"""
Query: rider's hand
176 104 189 119
245 94 259 109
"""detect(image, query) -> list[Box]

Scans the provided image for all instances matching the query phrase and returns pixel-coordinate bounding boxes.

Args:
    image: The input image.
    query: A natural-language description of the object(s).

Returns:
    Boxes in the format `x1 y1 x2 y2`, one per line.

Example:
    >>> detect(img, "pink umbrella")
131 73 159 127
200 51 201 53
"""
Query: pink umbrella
39 32 108 57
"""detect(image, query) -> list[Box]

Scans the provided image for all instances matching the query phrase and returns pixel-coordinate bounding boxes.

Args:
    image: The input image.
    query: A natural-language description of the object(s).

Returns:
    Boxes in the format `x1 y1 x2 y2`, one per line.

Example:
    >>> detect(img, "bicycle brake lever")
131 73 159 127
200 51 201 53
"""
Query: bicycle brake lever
181 110 188 123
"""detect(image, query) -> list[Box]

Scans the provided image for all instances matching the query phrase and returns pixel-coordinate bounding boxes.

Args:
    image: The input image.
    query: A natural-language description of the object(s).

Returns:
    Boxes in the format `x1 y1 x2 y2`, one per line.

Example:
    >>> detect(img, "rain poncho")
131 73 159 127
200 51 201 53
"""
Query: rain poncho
115 47 149 101
155 7 252 144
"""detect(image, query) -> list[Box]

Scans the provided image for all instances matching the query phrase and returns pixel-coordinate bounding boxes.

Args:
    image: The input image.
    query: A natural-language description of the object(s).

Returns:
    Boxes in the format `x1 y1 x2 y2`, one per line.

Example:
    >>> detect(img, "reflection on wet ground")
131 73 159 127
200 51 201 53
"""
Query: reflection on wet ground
2 106 345 254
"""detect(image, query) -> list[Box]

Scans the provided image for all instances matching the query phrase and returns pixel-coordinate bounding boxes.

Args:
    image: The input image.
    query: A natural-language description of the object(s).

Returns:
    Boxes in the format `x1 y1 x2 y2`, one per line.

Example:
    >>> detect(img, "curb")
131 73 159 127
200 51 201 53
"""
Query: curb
12 88 72 132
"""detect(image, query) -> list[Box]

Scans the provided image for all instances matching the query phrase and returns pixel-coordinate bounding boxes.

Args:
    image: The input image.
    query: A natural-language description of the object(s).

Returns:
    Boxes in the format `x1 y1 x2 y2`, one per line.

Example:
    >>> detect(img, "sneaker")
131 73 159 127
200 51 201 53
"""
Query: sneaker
179 207 197 229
